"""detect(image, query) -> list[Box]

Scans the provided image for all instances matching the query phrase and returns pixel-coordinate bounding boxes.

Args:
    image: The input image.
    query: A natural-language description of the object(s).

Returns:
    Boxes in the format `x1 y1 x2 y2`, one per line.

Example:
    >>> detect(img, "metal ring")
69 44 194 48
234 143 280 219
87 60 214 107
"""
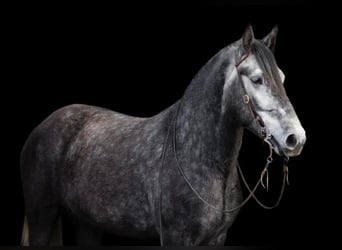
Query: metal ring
267 156 273 163
261 128 266 137
243 95 250 104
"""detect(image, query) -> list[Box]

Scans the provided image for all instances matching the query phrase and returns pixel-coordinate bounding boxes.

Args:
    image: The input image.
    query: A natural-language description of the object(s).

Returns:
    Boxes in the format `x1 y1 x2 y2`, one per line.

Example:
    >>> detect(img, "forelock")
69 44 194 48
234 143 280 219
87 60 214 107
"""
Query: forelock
252 40 285 95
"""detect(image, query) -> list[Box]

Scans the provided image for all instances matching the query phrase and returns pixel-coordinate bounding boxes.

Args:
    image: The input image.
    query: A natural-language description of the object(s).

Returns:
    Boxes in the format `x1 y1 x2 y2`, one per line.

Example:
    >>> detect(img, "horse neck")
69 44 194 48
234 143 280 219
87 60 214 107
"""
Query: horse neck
175 45 244 175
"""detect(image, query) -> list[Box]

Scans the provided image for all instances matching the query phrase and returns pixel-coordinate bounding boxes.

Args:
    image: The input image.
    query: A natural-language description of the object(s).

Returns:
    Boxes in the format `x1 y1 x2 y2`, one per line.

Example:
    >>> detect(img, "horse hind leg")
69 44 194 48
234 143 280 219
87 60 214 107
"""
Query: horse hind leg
21 214 63 246
21 216 29 246
23 206 62 246
21 167 62 245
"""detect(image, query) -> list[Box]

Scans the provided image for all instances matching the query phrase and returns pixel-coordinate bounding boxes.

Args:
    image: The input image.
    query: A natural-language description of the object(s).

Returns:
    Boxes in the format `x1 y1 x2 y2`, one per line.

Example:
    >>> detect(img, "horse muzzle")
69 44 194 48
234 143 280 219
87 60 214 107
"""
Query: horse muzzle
283 132 306 157
273 129 306 157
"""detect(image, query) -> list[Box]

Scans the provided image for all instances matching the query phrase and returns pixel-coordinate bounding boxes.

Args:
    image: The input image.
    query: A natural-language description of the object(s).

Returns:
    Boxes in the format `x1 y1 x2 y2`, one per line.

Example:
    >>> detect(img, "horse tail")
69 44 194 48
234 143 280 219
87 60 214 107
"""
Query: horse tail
20 215 63 246
21 216 29 246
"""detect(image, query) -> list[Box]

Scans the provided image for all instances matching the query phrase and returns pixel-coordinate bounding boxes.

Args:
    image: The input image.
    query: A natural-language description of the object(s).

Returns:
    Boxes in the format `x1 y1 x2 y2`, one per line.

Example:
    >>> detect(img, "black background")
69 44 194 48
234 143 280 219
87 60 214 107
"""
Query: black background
1 0 339 246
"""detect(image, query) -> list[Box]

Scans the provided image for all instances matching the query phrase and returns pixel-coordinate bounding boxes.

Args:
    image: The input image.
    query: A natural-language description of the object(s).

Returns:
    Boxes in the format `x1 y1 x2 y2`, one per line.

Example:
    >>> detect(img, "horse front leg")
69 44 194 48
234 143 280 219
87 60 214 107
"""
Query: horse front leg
161 228 197 246
206 231 227 246
73 217 103 246
162 228 227 246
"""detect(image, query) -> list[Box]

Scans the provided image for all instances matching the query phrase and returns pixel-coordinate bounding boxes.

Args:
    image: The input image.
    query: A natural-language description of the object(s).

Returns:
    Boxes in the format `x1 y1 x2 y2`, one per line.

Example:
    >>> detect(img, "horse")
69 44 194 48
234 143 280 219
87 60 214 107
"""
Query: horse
20 25 306 246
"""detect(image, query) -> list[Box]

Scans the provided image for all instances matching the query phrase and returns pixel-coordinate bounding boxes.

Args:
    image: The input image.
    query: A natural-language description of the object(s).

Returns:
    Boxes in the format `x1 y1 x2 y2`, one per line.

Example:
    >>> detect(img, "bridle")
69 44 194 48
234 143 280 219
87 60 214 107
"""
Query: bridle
236 52 267 138
157 52 290 246
235 51 290 191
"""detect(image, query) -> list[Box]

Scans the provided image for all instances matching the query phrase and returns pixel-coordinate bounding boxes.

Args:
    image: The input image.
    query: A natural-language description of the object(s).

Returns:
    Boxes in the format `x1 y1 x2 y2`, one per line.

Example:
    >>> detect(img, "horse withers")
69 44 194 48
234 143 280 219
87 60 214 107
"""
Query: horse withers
20 25 306 246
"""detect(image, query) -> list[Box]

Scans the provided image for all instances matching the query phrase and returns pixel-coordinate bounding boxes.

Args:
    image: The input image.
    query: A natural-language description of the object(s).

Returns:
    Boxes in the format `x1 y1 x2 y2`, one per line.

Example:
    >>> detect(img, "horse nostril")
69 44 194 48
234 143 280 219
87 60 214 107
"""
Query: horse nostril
286 134 297 149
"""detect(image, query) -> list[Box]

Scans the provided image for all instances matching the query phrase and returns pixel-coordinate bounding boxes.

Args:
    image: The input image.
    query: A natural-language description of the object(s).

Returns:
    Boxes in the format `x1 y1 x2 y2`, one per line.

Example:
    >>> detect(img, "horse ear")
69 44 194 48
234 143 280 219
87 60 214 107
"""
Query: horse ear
242 25 255 53
262 25 278 53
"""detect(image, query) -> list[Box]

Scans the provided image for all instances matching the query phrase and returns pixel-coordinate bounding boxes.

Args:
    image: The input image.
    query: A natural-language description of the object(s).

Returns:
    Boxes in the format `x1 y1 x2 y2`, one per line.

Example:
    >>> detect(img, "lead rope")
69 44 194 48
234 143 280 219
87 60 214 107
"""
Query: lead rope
172 97 288 211
158 105 176 246
158 99 265 245
237 156 289 209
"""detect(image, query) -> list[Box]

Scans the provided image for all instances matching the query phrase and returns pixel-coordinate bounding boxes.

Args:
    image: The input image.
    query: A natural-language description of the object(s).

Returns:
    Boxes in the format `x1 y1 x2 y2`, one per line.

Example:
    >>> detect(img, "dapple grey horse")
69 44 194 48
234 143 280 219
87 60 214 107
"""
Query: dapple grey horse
20 25 306 246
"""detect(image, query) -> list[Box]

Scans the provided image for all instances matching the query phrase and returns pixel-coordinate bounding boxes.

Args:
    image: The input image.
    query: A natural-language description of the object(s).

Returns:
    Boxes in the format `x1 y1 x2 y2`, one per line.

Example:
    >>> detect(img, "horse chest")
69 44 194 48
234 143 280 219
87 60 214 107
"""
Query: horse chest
162 176 241 243
199 191 241 232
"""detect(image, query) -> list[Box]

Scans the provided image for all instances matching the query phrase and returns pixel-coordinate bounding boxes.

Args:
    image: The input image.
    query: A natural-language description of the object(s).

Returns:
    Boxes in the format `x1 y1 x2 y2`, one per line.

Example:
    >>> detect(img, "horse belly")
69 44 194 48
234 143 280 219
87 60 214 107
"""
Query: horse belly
60 164 158 239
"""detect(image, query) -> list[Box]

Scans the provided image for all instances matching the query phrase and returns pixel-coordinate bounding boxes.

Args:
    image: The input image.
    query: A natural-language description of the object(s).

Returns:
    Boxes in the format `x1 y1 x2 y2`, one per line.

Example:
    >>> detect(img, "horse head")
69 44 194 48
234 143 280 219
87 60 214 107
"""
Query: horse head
233 25 306 157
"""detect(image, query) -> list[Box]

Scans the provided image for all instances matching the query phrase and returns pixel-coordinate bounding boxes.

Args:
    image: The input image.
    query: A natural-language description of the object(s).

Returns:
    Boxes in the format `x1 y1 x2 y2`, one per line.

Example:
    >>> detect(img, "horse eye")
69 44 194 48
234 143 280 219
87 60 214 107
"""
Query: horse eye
250 76 263 85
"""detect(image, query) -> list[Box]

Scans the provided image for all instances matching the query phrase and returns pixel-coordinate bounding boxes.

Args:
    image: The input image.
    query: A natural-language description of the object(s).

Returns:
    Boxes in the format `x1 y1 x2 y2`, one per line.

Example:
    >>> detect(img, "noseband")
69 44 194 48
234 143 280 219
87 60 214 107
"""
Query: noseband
158 52 290 246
